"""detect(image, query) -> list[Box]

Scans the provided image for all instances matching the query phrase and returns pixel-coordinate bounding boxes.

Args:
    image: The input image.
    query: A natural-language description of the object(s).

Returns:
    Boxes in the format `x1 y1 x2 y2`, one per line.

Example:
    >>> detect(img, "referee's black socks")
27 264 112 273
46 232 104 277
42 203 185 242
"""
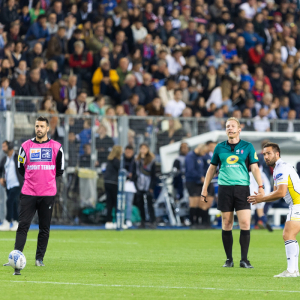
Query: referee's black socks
222 230 233 261
240 230 250 261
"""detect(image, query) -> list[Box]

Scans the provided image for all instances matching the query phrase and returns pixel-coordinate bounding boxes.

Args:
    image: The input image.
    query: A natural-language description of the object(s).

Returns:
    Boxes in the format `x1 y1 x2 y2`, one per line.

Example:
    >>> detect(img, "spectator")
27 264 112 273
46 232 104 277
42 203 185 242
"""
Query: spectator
116 57 131 88
50 0 65 23
252 80 264 102
145 97 164 116
158 78 176 107
69 41 93 87
96 125 114 165
241 108 255 131
207 108 224 131
45 60 59 85
140 73 157 106
29 1 45 24
27 68 47 97
182 107 193 138
120 74 144 103
0 0 19 30
76 119 92 156
248 42 265 68
26 42 43 68
13 60 27 79
131 60 144 85
281 110 300 132
68 75 78 102
115 17 134 50
102 107 118 142
88 94 106 116
129 105 150 144
0 77 12 110
239 0 257 20
209 0 224 22
46 23 69 73
270 67 283 97
278 96 290 120
253 108 270 132
47 13 58 36
132 143 156 229
123 94 139 116
79 143 92 168
109 44 124 70
26 14 50 48
241 22 265 51
166 46 186 76
68 91 88 115
50 75 69 113
88 25 113 54
152 59 169 81
19 6 31 36
290 81 300 117
255 93 278 119
180 19 197 49
202 66 220 100
164 89 186 117
92 58 120 98
68 29 86 55
131 18 147 44
104 145 122 229
11 74 29 96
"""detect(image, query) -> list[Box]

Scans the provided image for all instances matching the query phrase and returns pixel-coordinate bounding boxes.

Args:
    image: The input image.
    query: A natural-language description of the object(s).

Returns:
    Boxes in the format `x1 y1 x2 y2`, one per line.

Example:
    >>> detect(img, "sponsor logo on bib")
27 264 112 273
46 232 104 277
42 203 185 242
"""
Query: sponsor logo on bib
30 148 52 162
226 155 239 164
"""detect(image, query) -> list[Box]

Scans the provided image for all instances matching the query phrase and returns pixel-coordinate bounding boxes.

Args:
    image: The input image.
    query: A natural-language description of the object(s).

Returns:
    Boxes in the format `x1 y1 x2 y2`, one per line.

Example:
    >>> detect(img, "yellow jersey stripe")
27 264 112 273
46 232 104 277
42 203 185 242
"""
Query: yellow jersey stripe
288 175 300 205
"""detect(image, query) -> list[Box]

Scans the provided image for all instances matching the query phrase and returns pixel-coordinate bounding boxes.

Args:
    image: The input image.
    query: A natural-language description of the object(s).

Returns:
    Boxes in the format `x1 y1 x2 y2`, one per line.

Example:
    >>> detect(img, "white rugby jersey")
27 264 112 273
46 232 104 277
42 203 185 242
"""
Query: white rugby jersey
273 158 300 206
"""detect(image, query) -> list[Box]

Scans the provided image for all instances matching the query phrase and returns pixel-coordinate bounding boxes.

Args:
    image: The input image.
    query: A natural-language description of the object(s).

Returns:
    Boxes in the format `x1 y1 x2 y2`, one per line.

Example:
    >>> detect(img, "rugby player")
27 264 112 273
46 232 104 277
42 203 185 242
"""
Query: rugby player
248 142 300 277
201 117 264 268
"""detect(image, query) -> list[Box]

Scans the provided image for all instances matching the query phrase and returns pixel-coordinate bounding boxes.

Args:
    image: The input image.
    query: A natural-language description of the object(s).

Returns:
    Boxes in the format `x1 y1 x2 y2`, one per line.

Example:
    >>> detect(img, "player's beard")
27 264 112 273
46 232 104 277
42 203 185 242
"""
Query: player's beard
265 158 276 168
36 131 47 139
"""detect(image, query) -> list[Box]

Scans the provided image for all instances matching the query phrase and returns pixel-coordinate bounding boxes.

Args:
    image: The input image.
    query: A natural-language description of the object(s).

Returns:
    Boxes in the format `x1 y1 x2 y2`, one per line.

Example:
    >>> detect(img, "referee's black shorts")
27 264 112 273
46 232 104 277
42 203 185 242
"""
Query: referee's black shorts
217 185 250 212
186 182 214 197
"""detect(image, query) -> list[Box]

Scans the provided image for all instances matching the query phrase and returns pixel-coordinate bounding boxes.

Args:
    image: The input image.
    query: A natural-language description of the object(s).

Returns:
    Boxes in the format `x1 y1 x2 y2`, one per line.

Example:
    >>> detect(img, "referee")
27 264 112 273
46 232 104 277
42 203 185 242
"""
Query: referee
3 116 64 275
201 117 264 268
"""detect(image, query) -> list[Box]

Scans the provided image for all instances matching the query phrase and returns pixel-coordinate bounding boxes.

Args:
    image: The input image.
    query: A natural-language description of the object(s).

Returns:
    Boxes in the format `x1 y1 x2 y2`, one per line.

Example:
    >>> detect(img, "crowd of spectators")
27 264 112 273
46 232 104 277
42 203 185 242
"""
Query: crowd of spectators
2 0 300 165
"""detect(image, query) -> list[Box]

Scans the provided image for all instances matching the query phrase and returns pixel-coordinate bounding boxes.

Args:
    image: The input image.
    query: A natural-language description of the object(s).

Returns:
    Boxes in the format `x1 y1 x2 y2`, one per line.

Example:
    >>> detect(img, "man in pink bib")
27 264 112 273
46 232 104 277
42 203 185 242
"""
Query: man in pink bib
4 116 64 275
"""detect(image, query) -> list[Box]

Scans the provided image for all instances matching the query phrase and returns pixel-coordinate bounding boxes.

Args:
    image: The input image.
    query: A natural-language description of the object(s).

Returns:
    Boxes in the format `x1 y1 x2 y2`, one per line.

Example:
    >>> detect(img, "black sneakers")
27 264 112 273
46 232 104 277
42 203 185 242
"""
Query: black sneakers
35 260 45 267
223 259 234 267
240 260 254 268
13 269 21 275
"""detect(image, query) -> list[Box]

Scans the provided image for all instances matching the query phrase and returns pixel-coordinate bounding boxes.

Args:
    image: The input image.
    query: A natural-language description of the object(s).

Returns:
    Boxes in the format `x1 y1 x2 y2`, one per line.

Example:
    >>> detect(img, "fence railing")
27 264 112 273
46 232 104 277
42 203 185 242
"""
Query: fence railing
0 97 299 225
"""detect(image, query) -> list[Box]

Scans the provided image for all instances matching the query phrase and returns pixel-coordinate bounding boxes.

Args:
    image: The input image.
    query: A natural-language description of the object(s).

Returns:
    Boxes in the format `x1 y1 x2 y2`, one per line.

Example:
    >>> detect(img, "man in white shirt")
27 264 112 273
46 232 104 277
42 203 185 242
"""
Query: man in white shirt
164 89 186 117
68 91 88 115
166 47 186 75
253 108 270 132
239 0 257 20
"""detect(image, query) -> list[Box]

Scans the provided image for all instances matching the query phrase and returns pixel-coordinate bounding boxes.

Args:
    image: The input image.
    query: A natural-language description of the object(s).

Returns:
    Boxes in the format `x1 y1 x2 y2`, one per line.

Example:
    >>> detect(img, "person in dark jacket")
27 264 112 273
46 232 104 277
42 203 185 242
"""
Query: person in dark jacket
140 73 157 106
132 143 156 228
0 140 23 231
173 142 189 201
185 144 206 228
104 145 122 229
123 145 135 228
95 125 114 166
27 68 47 97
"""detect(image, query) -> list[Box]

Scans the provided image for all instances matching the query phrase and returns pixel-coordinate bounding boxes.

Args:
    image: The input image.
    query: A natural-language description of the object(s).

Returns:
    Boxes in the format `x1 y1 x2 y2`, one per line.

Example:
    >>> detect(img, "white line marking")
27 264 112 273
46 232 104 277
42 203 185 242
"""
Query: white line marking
0 239 137 245
4 281 300 293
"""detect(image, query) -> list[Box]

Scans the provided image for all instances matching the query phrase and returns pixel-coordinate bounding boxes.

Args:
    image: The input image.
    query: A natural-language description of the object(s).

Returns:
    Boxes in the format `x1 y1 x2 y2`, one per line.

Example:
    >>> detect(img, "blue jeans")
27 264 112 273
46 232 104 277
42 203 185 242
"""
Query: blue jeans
125 192 134 221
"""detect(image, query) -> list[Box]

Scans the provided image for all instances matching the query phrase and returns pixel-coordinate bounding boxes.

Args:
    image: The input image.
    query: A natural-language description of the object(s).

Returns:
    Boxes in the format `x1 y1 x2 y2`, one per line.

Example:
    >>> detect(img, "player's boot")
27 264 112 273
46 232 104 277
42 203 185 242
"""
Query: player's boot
274 270 298 277
265 223 273 232
35 260 45 267
3 262 10 266
240 260 254 268
13 269 21 275
10 221 19 231
222 259 234 267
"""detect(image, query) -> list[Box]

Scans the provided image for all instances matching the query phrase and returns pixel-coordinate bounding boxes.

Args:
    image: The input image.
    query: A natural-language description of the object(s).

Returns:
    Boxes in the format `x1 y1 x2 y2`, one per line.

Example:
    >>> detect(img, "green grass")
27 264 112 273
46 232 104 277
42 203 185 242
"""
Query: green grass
0 229 299 300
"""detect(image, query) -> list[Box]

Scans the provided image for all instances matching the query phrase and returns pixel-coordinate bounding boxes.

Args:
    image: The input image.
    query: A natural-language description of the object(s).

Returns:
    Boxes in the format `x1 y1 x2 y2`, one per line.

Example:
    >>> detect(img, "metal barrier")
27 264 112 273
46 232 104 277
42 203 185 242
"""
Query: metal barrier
1 97 300 225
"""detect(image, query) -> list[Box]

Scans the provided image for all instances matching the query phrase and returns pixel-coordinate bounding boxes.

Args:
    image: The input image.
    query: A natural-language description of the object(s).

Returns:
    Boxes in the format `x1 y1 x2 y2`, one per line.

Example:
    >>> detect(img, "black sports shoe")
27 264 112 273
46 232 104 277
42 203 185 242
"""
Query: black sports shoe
13 269 21 275
240 260 254 268
266 223 273 232
223 259 234 267
35 260 45 267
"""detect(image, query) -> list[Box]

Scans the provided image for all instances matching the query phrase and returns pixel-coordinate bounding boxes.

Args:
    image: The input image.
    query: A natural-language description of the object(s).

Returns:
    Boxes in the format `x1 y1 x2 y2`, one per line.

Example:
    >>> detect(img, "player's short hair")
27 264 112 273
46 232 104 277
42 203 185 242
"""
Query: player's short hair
36 116 49 126
226 117 241 128
263 142 281 156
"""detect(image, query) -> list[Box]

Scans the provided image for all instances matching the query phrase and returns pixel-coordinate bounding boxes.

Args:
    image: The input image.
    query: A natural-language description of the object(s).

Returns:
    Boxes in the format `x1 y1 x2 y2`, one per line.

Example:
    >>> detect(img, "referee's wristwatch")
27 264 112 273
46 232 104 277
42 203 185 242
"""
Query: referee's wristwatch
258 185 265 189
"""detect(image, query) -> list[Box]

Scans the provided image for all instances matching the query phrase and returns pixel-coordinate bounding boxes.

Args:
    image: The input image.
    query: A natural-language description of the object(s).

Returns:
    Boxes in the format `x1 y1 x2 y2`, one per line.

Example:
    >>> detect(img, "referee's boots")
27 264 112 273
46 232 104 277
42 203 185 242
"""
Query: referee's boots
240 260 254 268
223 259 234 267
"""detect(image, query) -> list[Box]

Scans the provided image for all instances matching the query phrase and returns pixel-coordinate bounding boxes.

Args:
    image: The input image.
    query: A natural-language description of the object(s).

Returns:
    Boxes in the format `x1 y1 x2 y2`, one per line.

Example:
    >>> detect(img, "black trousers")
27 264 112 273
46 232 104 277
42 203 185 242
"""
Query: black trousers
6 186 21 222
15 194 55 260
105 183 118 222
136 191 155 223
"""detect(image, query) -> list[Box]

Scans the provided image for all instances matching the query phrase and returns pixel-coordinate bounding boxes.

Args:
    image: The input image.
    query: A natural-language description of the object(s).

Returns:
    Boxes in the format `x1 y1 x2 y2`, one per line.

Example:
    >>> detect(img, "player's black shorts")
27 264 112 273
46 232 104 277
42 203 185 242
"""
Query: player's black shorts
186 182 202 197
217 185 250 212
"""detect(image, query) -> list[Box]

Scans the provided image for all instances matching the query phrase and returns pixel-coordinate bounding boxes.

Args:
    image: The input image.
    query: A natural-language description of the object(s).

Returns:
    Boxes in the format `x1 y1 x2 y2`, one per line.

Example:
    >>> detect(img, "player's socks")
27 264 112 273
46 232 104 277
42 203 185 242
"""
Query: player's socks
196 208 202 224
202 210 210 225
295 240 299 273
189 208 196 225
240 230 250 261
285 240 298 273
259 215 267 225
222 230 233 260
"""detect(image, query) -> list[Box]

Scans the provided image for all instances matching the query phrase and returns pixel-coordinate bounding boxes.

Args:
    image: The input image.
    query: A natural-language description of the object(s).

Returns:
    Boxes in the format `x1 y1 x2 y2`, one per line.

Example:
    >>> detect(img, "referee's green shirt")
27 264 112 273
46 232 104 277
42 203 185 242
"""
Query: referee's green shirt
210 140 259 186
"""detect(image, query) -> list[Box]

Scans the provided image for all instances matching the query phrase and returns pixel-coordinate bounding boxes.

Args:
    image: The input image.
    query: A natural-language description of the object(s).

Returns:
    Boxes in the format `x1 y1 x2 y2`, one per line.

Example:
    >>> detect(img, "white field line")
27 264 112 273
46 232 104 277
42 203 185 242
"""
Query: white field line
0 238 138 245
4 280 300 293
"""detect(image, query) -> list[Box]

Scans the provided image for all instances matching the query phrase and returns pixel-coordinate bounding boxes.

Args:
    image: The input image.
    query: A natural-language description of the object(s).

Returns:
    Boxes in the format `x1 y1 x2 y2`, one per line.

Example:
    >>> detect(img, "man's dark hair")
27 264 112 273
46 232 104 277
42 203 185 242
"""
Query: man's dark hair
36 116 49 125
206 140 216 146
263 142 281 156
37 14 47 22
174 88 182 94
125 145 134 151
74 28 82 35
